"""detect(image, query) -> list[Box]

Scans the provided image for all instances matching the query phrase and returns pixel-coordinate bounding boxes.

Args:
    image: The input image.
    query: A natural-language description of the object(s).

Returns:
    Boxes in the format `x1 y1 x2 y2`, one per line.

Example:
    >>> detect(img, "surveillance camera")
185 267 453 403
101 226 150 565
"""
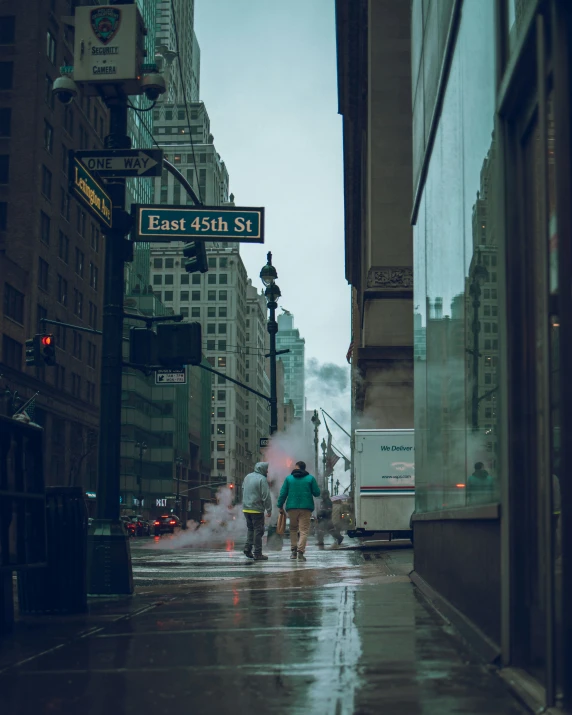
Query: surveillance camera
53 76 78 105
140 73 166 102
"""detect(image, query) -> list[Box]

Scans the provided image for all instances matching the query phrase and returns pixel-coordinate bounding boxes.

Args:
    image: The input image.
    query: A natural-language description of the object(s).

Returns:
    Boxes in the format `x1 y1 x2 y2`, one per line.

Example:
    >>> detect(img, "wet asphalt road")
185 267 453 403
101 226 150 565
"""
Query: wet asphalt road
1 537 526 715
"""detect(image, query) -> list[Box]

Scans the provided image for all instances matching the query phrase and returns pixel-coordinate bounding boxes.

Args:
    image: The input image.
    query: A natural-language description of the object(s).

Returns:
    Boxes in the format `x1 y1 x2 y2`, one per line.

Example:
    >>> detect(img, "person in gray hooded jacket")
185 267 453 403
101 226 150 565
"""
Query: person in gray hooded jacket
242 462 272 560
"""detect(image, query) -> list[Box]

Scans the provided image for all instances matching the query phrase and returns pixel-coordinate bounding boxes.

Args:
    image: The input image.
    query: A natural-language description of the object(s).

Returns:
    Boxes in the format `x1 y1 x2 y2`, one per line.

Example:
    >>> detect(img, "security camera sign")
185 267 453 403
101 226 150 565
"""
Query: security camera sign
73 4 145 94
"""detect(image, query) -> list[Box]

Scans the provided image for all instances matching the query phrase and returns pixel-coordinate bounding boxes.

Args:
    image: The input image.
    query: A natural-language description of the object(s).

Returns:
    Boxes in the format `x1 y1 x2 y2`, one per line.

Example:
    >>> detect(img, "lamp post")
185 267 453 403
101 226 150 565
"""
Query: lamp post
321 438 327 492
175 456 183 522
469 264 489 431
260 252 281 436
135 441 147 513
311 410 320 481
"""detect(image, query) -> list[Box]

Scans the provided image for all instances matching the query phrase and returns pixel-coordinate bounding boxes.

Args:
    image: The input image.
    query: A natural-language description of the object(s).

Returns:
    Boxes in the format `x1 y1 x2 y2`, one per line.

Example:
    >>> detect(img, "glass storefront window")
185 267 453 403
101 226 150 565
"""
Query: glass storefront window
414 0 500 512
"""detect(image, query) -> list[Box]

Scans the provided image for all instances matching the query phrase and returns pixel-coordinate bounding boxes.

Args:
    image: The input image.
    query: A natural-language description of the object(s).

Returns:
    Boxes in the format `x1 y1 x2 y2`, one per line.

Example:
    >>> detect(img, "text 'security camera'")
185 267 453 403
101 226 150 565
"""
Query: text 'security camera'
140 73 167 102
53 76 79 105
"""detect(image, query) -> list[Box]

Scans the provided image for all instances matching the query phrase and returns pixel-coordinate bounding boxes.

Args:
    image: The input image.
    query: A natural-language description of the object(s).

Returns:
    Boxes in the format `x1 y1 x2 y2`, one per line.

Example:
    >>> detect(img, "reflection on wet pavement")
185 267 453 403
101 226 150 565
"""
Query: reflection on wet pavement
0 543 526 714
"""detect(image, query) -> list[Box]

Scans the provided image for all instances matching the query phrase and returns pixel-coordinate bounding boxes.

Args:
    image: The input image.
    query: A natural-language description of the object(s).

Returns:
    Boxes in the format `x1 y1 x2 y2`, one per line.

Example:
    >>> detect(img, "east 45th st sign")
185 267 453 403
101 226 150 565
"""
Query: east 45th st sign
133 205 264 243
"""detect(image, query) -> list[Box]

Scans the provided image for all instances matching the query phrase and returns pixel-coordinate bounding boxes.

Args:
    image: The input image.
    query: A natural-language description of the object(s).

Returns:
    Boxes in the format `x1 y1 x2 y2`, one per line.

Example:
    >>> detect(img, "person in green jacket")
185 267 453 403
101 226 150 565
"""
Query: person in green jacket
278 461 320 562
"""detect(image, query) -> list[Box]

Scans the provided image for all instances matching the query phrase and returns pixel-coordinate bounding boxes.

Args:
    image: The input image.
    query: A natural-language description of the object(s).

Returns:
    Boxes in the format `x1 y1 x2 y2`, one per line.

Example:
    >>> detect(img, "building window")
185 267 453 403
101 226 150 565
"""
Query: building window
218 357 227 368
219 307 227 318
75 248 84 277
218 323 227 334
164 274 174 285
0 155 9 183
0 16 15 44
46 30 56 64
219 290 227 301
192 290 201 301
180 274 189 285
217 407 225 419
86 381 96 405
218 340 226 351
60 189 70 221
153 257 163 268
71 372 81 398
180 307 189 318
38 257 49 291
207 340 215 350
153 274 162 285
0 61 13 89
208 257 216 268
192 274 201 284
180 291 189 301
44 121 53 153
217 441 225 451
0 107 11 136
57 275 67 306
207 274 216 284
217 424 226 435
219 274 228 284
164 291 173 301
216 458 225 471
191 307 200 318
2 335 21 369
165 258 174 268
87 341 96 368
89 262 98 291
77 209 86 237
55 365 65 390
58 231 69 262
219 257 228 268
73 331 82 359
4 283 24 323
208 307 216 317
207 323 215 334
217 390 225 401
88 301 98 329
207 290 216 301
74 289 83 318
41 166 52 199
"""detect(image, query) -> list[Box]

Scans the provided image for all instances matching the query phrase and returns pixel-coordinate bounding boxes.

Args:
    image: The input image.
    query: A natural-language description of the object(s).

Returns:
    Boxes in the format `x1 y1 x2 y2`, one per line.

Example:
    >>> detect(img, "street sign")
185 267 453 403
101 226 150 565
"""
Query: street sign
133 204 265 243
260 438 269 449
76 149 163 178
155 368 186 385
69 154 112 228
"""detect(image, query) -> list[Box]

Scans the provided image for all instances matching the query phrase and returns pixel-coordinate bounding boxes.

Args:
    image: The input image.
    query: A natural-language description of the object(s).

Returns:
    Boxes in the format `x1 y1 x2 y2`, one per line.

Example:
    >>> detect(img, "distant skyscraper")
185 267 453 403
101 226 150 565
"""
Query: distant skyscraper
155 0 200 103
276 312 305 418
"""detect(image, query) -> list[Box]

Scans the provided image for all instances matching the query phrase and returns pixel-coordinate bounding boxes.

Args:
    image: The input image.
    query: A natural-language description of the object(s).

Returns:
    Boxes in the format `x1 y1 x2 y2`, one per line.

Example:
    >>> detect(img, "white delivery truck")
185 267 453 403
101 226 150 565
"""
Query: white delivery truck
347 429 414 541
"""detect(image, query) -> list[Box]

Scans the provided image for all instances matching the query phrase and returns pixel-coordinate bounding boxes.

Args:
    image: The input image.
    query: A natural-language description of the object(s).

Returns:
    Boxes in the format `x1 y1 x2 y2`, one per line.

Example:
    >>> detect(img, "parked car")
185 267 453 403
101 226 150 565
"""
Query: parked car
128 515 150 537
153 514 180 535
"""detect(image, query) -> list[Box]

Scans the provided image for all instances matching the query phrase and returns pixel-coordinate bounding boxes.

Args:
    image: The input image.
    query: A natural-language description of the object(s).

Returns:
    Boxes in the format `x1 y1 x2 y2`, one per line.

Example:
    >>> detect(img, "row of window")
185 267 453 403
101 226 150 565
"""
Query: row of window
153 273 229 285
160 290 228 303
152 256 229 269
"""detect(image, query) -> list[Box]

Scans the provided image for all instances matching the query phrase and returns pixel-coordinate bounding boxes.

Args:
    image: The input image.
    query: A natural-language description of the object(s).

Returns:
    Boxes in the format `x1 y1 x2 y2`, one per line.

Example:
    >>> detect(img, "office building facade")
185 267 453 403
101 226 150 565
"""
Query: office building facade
276 312 305 419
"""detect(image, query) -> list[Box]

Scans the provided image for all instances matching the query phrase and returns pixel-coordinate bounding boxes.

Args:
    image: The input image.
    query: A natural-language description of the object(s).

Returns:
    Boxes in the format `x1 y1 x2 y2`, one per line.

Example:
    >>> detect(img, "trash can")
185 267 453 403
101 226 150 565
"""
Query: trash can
18 486 88 614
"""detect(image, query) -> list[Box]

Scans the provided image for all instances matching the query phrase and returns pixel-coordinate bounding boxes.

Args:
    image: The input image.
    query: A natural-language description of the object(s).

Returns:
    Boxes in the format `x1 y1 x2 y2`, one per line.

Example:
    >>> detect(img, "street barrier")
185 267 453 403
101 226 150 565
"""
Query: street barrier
18 486 88 614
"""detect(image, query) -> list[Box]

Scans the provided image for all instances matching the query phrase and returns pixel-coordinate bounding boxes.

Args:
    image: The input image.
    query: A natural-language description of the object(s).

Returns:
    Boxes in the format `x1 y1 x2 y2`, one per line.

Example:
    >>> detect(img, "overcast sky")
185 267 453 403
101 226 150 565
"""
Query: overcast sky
195 0 350 370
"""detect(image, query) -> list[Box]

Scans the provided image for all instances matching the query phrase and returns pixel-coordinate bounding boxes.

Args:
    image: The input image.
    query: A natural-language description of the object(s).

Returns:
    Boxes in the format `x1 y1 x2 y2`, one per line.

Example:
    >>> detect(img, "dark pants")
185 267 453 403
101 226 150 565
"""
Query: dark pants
316 516 342 544
244 512 265 554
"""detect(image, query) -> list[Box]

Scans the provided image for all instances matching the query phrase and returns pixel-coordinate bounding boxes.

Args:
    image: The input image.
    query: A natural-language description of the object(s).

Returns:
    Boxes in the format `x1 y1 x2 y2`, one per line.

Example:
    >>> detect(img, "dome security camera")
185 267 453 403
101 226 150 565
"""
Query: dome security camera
140 73 167 102
53 76 79 105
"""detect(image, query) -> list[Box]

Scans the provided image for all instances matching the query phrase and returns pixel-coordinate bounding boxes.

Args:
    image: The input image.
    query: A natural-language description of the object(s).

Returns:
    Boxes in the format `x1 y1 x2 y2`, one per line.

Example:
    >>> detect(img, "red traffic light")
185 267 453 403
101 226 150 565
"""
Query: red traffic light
41 336 52 346
229 483 234 489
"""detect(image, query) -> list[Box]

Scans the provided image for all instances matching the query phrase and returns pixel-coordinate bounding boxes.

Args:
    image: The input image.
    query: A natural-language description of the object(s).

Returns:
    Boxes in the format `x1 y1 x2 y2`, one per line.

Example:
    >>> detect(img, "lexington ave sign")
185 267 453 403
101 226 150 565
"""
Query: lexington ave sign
69 154 112 229
76 149 163 178
133 205 265 243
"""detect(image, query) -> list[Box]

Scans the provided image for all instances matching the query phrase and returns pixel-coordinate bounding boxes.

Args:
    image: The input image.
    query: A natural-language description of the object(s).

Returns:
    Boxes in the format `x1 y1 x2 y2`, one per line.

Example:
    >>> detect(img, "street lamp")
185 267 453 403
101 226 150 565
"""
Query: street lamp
135 441 147 512
311 410 320 480
175 456 183 522
260 252 281 435
321 438 327 492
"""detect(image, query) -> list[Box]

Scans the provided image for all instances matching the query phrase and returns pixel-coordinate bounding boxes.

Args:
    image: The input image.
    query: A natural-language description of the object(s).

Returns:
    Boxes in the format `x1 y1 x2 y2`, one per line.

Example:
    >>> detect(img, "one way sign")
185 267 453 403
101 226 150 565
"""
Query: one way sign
75 149 163 178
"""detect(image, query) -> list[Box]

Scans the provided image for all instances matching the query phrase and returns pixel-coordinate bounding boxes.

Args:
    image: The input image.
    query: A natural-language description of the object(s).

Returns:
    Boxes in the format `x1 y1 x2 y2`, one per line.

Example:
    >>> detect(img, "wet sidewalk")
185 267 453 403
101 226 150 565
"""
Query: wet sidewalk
0 544 527 714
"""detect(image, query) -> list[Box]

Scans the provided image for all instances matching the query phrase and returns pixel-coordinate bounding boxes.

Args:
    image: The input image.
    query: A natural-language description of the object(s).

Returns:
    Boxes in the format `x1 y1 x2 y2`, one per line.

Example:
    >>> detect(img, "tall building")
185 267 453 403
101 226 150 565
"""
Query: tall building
0 1 109 497
276 311 305 418
155 0 200 104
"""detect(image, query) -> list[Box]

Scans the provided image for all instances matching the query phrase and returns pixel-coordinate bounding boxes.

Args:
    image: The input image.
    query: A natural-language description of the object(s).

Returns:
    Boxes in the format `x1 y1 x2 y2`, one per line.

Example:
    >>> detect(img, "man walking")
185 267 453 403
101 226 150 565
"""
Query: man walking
316 489 344 546
278 461 320 561
242 462 272 561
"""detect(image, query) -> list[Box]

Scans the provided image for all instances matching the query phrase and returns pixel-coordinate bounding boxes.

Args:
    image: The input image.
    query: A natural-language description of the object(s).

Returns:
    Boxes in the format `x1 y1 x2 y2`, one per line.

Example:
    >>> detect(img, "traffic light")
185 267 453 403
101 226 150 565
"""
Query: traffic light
25 334 56 366
40 334 56 366
129 327 158 367
229 483 234 490
25 336 41 366
157 322 202 366
183 241 208 274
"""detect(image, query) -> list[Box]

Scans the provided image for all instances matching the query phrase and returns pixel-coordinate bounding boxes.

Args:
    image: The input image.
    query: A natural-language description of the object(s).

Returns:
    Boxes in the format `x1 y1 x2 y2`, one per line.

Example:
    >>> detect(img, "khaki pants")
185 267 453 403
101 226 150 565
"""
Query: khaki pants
288 509 312 553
